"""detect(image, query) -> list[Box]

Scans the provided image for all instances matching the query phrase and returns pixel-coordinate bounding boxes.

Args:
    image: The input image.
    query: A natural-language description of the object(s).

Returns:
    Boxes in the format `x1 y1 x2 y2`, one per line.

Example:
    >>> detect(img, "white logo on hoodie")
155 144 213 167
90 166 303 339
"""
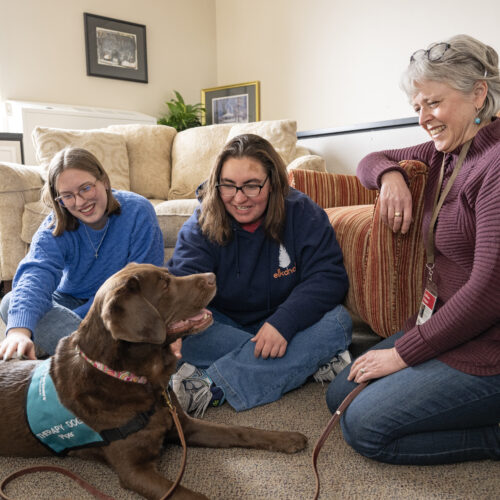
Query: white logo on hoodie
278 244 291 268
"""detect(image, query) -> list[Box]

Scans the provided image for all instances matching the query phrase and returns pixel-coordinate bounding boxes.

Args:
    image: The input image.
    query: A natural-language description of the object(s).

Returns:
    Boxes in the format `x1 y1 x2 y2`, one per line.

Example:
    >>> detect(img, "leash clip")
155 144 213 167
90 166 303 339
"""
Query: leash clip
161 388 175 411
425 263 435 281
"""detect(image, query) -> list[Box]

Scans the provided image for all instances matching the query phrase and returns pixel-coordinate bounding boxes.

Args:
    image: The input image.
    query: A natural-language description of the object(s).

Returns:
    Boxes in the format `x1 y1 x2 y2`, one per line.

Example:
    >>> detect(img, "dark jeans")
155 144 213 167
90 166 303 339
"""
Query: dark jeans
326 331 500 465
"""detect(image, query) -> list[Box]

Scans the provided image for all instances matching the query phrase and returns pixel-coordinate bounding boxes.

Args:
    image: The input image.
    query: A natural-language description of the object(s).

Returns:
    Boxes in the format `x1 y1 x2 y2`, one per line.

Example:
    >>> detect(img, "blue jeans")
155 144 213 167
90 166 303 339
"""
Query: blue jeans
0 291 84 355
326 331 500 465
181 304 352 412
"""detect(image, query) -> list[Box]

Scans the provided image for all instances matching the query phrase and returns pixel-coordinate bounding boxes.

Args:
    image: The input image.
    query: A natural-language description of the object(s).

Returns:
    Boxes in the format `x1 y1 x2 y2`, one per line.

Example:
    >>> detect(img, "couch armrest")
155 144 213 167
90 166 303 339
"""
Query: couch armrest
288 168 377 208
0 162 44 281
0 162 44 192
312 160 428 338
361 160 428 337
287 154 326 173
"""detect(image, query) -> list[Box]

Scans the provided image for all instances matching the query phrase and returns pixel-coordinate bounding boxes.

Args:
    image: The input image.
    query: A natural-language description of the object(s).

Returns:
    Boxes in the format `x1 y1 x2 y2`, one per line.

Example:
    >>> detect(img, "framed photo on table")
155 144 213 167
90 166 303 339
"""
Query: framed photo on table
201 81 260 125
84 13 148 83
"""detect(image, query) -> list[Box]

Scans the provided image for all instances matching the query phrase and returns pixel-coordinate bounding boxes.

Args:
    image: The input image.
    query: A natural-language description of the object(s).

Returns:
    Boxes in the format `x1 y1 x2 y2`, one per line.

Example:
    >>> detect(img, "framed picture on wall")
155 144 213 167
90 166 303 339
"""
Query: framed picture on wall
0 133 24 164
201 81 260 125
84 13 148 83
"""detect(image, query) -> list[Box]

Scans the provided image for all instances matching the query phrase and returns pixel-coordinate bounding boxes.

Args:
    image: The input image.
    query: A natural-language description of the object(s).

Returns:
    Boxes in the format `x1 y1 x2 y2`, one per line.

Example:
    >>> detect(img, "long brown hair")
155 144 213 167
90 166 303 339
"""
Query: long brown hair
41 147 121 236
198 134 290 245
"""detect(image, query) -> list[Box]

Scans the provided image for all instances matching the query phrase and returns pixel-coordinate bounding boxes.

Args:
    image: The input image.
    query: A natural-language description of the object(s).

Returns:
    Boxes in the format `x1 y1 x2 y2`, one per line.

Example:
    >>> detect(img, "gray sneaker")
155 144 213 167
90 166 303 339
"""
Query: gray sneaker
170 362 225 417
313 350 352 384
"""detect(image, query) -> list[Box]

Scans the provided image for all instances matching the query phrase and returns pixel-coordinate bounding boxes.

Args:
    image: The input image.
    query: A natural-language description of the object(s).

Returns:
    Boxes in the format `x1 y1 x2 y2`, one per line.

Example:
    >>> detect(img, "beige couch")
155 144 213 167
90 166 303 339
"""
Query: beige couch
0 119 326 288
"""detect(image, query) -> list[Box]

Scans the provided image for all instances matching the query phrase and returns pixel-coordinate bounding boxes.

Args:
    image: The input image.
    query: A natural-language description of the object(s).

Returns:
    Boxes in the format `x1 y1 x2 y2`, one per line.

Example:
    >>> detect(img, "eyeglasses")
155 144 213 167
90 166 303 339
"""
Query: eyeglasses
216 176 269 198
55 182 97 207
410 42 450 63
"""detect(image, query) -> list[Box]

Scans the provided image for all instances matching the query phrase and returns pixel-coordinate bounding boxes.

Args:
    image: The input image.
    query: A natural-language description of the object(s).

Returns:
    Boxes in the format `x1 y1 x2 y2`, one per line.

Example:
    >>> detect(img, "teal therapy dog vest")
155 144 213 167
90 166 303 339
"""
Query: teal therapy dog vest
26 358 104 455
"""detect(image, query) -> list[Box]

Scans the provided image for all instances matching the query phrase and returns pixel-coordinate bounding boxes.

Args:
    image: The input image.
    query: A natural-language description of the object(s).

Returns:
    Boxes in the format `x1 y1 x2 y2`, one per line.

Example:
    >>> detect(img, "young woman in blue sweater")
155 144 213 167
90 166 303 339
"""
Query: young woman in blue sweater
167 134 352 415
0 147 164 360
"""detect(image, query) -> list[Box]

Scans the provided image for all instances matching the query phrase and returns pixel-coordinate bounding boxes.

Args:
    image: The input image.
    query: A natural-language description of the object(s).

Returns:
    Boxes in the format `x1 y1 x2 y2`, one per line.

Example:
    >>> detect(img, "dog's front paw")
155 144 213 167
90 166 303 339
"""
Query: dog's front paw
280 431 308 453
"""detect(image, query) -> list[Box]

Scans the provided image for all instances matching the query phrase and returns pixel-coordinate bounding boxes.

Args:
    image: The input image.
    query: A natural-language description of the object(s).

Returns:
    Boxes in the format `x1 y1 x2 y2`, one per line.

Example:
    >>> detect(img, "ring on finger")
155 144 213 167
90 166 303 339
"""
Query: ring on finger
394 211 402 218
360 368 366 374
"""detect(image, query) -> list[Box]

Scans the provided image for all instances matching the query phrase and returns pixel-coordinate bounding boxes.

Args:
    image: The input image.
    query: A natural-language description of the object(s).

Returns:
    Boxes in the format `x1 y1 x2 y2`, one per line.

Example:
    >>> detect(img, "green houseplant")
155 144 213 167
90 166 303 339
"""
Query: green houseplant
157 90 205 131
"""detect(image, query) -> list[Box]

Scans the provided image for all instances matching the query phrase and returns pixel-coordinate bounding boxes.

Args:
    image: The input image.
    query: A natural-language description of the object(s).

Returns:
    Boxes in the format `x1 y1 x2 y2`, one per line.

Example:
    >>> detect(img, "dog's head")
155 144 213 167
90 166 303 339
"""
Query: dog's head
95 263 216 345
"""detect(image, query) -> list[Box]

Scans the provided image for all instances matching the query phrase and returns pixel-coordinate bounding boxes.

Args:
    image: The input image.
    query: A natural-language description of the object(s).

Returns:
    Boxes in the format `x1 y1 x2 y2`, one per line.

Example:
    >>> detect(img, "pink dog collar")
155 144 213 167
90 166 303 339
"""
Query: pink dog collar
76 346 148 384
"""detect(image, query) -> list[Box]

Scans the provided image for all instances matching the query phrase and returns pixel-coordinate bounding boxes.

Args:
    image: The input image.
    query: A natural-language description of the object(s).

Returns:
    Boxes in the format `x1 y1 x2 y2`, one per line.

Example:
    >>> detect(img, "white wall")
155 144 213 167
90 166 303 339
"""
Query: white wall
298 123 429 175
1 0 499 135
215 0 500 131
0 0 217 130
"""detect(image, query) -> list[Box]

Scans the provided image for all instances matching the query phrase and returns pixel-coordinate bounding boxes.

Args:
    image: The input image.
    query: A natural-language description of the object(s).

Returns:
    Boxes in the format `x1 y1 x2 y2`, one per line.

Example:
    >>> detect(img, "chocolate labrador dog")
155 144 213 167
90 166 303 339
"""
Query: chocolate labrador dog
0 263 307 500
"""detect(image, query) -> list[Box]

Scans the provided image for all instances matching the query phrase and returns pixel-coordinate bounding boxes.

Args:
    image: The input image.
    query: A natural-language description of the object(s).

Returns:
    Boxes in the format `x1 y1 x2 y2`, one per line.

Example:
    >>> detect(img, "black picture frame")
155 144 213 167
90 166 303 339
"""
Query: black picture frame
84 13 148 83
0 133 24 164
201 81 260 125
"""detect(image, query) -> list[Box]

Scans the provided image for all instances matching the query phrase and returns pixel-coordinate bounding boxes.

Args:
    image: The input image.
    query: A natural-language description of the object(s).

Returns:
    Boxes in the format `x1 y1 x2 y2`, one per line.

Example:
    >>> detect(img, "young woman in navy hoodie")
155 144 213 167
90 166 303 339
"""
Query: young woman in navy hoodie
167 133 352 415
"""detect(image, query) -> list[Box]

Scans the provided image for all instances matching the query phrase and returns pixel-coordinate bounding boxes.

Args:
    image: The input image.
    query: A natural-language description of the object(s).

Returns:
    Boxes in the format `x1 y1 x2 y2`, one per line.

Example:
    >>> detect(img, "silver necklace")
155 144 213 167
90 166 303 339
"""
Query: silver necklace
83 219 110 259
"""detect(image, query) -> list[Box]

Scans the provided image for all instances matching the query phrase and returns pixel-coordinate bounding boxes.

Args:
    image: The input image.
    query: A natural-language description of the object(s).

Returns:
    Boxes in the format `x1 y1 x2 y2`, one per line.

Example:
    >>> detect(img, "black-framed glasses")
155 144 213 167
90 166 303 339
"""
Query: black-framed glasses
216 176 269 198
55 182 97 207
410 42 450 63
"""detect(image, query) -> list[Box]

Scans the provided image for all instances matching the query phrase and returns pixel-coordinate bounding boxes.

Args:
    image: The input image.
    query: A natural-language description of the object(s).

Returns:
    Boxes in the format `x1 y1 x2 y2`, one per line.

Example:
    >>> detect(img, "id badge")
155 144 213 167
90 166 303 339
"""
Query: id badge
416 282 438 325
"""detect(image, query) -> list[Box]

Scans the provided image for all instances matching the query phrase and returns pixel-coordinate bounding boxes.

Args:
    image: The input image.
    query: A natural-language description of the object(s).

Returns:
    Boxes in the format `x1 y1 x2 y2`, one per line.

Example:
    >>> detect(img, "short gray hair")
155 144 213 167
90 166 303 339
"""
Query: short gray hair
401 34 500 121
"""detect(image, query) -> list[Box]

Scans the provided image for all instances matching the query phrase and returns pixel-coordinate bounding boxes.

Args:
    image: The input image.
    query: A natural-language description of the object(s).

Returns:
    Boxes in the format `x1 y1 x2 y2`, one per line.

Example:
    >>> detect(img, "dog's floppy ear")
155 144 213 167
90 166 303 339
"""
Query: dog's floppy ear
101 275 166 344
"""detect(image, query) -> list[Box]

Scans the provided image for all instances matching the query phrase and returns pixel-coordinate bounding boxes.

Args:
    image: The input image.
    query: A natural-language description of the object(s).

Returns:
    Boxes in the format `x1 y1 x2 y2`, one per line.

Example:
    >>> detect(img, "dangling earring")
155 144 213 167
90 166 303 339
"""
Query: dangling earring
474 104 483 125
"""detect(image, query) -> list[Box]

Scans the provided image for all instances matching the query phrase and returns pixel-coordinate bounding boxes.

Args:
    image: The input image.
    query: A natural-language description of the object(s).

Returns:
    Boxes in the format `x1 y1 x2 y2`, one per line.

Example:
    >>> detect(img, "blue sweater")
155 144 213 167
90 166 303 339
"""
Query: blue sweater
7 190 164 337
167 188 348 341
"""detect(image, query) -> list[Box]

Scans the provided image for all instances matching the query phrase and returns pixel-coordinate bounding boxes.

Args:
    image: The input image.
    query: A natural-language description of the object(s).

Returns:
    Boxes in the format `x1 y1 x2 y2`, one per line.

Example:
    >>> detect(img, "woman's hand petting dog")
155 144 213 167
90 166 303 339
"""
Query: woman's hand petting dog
0 328 36 361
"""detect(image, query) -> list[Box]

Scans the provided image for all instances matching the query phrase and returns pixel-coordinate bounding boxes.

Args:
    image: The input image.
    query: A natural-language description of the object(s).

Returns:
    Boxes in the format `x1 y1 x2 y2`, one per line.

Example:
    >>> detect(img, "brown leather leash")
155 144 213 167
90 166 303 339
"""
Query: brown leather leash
0 389 187 500
159 389 187 500
0 465 116 500
312 382 368 500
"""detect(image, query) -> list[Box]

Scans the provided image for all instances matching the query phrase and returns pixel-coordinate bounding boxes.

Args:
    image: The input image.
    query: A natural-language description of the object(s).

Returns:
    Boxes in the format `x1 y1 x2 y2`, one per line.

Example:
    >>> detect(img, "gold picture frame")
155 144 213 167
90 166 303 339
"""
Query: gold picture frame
201 81 260 125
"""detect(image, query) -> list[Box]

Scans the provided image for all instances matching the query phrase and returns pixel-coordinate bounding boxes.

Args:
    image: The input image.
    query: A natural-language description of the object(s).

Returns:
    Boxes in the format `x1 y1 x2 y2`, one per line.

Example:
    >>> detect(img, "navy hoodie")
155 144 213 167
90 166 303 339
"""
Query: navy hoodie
166 188 348 342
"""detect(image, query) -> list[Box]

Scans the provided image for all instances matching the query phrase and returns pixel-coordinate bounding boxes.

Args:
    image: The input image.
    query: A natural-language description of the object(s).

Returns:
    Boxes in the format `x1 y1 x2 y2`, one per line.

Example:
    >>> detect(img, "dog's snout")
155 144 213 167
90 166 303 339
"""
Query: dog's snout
201 272 216 286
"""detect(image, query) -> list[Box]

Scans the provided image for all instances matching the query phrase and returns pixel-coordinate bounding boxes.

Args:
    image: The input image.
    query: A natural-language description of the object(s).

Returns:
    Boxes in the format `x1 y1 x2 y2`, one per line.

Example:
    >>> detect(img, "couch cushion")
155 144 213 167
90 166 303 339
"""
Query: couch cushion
107 124 176 199
169 124 233 200
32 127 130 191
287 155 327 173
155 199 199 248
227 119 297 164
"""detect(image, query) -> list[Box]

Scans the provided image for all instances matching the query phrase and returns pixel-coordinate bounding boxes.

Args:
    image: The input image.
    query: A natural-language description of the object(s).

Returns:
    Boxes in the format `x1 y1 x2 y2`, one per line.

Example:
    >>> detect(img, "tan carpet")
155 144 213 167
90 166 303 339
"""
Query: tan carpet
0 379 498 500
0 318 498 499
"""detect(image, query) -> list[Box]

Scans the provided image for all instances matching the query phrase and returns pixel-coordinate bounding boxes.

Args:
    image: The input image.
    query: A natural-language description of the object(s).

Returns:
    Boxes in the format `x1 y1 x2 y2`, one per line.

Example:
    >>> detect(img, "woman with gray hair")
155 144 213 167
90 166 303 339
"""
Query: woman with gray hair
326 34 500 464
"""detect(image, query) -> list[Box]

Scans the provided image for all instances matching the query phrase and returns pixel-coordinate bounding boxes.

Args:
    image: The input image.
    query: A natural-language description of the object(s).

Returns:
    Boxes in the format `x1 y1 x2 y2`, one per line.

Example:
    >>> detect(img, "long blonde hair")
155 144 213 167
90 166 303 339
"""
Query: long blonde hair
198 134 290 245
42 147 121 236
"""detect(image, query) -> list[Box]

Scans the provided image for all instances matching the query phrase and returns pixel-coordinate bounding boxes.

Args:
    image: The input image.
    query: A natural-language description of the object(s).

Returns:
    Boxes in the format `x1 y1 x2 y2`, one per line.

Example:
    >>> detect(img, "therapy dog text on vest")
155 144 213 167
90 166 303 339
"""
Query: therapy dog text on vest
26 358 104 454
